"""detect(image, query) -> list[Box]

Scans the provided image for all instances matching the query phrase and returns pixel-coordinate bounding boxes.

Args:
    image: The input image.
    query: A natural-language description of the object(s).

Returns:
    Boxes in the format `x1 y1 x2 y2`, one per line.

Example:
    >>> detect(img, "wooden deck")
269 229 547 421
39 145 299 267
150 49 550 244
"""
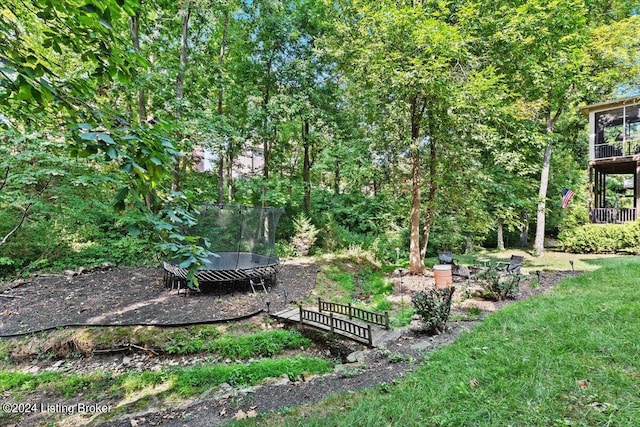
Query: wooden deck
271 306 399 348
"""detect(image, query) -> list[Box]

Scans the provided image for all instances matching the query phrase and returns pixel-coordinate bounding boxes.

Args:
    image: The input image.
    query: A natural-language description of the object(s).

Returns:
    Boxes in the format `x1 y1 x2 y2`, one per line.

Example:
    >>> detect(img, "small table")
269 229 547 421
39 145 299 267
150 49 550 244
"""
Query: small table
475 258 491 268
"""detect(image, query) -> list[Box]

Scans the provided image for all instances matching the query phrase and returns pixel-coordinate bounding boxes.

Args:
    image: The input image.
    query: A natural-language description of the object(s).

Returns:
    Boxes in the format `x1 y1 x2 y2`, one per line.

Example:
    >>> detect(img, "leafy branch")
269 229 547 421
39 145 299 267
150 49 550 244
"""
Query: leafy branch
0 173 54 247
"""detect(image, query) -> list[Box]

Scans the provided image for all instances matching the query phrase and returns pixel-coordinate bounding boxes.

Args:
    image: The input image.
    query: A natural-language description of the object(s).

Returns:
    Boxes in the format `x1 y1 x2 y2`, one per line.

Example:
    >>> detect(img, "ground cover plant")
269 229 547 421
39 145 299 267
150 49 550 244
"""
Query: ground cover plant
236 257 640 426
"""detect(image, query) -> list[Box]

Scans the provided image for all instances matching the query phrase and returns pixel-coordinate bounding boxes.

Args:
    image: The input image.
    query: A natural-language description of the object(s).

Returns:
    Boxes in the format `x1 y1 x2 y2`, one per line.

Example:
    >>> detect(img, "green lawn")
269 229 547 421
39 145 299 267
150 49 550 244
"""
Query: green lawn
239 256 640 426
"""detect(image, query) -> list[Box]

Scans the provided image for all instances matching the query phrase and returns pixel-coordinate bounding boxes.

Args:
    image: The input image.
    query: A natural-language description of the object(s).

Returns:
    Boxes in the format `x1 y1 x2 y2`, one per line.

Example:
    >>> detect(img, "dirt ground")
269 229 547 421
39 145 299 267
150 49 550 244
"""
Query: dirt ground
0 261 319 337
0 261 579 427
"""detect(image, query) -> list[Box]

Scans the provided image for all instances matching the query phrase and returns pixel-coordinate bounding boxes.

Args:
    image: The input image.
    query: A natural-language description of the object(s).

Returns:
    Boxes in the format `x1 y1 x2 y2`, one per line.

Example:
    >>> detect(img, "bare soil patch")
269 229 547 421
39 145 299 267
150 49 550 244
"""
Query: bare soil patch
0 261 318 337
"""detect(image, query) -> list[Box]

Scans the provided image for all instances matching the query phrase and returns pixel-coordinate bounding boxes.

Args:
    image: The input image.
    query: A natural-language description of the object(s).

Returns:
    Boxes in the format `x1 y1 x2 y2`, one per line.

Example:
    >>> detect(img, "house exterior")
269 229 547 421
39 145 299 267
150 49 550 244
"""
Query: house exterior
582 96 640 223
194 147 264 178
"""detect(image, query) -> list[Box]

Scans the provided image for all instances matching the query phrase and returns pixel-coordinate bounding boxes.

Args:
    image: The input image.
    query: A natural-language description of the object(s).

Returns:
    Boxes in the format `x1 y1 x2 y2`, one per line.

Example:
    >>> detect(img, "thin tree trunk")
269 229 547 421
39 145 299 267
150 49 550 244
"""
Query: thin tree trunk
408 95 424 274
409 145 423 274
130 9 152 209
226 147 233 202
261 59 273 207
217 8 230 204
217 155 224 203
334 159 340 195
420 101 436 260
302 120 311 212
130 13 147 124
519 211 529 247
173 2 190 192
533 107 562 256
533 143 552 255
497 217 505 250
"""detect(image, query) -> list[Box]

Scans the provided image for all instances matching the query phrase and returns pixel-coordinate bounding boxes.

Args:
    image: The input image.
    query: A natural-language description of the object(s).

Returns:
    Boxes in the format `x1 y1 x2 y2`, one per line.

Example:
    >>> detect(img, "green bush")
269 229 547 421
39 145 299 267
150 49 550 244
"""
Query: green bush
411 287 455 335
559 222 640 254
475 268 520 301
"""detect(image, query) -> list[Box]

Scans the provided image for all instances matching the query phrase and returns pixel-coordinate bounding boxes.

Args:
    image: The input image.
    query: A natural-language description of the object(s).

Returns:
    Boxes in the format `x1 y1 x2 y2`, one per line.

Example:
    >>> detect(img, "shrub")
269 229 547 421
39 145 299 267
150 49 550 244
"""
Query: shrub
475 268 520 301
290 213 318 256
411 287 455 335
559 222 640 254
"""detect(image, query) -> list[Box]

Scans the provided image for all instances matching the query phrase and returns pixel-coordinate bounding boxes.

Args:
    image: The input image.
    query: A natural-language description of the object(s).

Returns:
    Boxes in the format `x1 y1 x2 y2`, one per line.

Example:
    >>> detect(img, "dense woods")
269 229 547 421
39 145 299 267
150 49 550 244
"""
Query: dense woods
1 0 639 276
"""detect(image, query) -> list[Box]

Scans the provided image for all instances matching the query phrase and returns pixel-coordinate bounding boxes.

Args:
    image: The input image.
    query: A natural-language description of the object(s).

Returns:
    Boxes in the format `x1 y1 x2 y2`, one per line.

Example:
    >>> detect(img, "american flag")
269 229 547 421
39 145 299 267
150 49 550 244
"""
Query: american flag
562 188 575 209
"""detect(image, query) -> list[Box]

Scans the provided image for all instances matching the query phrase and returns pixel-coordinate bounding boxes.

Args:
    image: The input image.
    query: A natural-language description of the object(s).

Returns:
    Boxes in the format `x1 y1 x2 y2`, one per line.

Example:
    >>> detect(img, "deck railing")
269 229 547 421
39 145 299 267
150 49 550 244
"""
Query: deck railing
591 208 637 224
317 298 389 329
594 140 640 159
299 306 373 346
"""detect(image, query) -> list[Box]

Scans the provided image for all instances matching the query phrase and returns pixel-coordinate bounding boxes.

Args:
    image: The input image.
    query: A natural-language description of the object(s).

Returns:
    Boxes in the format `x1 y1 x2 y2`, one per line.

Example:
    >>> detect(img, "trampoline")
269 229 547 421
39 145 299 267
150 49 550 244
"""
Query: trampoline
163 205 284 293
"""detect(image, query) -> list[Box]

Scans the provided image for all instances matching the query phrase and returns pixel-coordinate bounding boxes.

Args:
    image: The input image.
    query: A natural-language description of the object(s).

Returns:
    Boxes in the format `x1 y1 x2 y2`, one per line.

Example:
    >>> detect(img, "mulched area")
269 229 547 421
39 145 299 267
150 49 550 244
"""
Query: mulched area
0 260 319 337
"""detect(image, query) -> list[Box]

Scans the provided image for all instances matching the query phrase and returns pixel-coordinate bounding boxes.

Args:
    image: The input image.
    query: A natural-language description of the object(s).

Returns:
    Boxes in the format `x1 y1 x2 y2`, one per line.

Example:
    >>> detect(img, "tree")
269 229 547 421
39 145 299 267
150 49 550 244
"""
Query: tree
462 0 640 255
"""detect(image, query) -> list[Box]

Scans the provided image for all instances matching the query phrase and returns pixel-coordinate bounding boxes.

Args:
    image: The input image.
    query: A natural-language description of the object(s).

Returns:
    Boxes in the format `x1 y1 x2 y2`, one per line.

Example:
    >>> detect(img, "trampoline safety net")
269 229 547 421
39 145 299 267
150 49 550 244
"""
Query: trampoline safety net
163 205 284 288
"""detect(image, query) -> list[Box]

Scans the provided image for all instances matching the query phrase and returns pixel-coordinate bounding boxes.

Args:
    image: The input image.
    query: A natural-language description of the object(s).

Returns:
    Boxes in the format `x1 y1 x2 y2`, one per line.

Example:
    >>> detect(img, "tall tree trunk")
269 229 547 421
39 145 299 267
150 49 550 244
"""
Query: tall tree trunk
334 159 340 195
409 95 424 274
420 102 437 260
173 2 190 192
302 120 311 212
130 13 147 124
497 217 505 250
261 59 273 207
533 143 552 255
533 107 562 256
409 145 423 274
227 143 233 203
217 154 224 203
217 8 230 204
519 211 529 247
130 9 152 209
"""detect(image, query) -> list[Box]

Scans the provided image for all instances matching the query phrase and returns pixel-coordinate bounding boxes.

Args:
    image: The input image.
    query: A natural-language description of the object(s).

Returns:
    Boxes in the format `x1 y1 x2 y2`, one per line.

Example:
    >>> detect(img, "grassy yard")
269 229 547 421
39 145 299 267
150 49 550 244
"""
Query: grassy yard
238 256 640 426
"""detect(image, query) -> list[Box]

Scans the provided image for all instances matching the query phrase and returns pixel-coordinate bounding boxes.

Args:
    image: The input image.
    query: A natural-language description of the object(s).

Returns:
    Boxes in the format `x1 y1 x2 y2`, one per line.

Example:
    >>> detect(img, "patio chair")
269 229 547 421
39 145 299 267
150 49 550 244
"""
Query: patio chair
495 255 524 275
438 251 457 266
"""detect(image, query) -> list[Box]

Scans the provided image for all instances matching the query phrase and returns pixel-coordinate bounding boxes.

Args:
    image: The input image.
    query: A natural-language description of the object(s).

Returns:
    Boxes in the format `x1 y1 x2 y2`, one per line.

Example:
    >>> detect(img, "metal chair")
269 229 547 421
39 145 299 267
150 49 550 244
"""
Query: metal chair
496 255 524 275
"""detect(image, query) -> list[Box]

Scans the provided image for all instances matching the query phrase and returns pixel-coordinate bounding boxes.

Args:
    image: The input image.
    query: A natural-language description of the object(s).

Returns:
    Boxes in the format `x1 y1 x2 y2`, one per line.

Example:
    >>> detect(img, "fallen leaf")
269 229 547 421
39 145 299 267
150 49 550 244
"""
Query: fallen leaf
247 409 258 418
219 408 227 417
233 409 247 420
469 378 479 387
577 379 588 389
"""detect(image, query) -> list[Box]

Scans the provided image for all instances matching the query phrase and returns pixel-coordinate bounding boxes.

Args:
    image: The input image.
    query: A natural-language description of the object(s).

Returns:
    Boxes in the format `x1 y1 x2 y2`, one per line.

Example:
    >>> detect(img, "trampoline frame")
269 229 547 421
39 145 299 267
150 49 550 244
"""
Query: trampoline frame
163 252 280 292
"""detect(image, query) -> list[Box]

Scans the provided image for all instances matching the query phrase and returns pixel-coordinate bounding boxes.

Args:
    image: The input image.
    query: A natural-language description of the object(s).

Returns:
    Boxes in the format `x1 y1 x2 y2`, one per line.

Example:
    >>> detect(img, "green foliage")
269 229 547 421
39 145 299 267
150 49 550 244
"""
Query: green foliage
168 356 333 395
411 287 455 335
390 308 414 328
324 270 355 295
475 268 521 301
559 222 640 254
0 371 58 393
1 356 333 400
166 330 311 359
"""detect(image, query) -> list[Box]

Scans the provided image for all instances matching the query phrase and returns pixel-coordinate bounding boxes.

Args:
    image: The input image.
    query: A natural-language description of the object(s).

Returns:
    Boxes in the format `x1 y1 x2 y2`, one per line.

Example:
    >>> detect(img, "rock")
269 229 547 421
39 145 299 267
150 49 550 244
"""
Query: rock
346 350 367 364
459 299 497 312
122 356 132 365
260 374 290 386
